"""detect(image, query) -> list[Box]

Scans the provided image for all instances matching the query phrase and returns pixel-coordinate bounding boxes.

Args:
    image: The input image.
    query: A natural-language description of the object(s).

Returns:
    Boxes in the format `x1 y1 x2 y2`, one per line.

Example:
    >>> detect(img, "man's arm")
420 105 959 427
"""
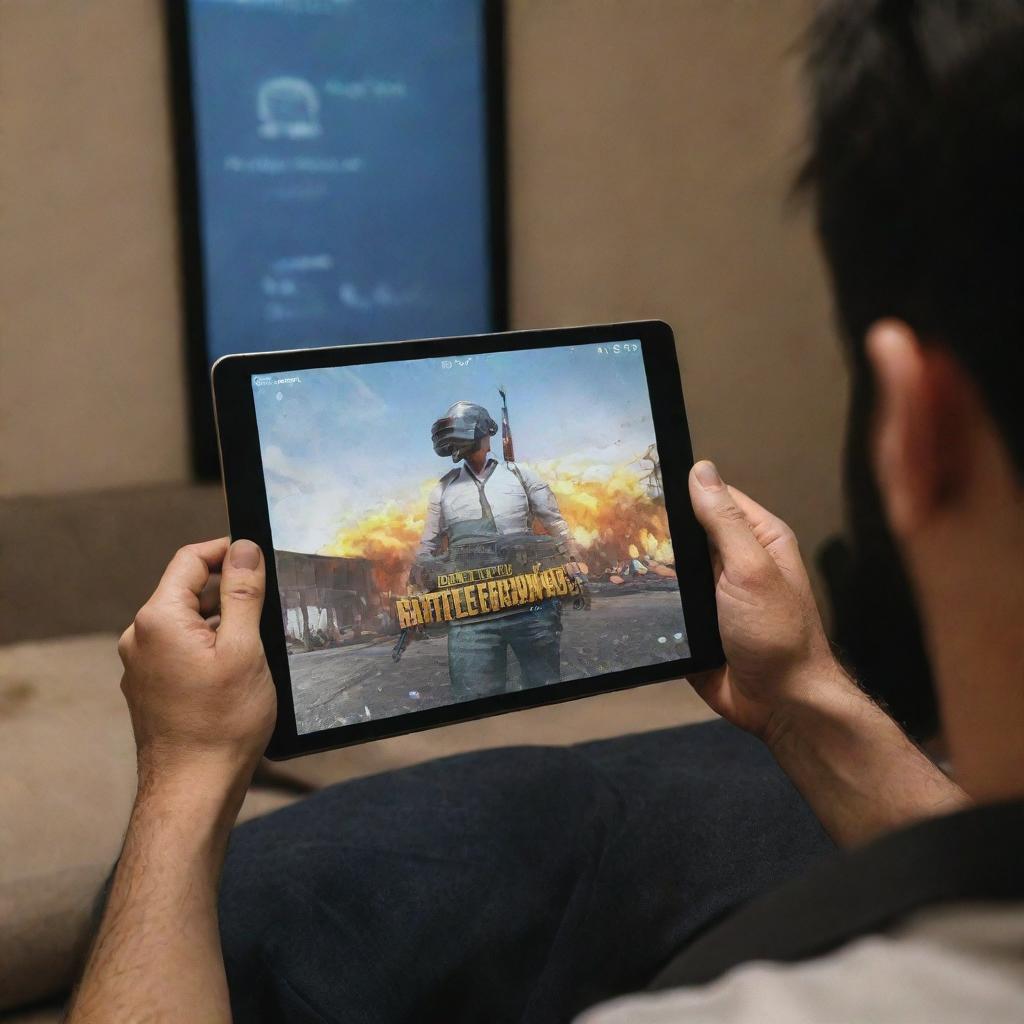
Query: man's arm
687 461 967 847
519 467 573 546
70 771 243 1022
68 537 276 1023
519 466 585 569
762 664 966 846
415 482 445 559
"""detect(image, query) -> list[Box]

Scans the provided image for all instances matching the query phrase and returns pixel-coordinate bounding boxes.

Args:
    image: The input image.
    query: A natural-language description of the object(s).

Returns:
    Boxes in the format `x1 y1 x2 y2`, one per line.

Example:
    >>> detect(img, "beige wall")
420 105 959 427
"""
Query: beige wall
0 0 189 495
0 0 846 563
506 0 846 564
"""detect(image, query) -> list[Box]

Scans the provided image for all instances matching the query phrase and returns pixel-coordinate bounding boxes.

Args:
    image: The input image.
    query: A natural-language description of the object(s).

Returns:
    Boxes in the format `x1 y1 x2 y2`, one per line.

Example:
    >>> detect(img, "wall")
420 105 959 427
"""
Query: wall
0 0 189 495
506 0 846 565
0 0 846 567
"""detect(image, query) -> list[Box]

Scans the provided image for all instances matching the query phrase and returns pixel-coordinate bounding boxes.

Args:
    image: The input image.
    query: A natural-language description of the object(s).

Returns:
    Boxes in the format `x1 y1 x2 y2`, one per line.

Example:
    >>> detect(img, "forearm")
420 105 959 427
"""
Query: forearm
765 669 968 847
68 766 246 1024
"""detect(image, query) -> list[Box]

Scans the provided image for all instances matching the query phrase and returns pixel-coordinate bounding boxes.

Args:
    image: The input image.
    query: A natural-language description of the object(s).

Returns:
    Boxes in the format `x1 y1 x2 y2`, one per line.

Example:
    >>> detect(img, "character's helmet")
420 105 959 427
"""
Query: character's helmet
431 401 498 461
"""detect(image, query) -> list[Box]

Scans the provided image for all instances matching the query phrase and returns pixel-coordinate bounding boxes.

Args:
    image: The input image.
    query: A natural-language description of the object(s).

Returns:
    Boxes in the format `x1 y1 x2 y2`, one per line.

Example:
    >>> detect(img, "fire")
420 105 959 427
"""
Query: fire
321 479 434 593
530 456 675 569
321 455 675 593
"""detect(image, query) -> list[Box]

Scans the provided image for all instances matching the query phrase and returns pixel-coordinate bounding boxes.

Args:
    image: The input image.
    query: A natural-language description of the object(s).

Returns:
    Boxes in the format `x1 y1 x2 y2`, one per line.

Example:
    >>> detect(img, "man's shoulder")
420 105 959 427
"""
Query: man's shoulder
579 903 1024 1023
437 467 462 491
504 462 543 486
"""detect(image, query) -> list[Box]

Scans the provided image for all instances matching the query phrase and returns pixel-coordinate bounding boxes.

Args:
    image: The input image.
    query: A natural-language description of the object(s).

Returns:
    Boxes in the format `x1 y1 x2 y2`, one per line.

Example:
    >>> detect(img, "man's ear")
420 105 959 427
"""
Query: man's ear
865 319 972 537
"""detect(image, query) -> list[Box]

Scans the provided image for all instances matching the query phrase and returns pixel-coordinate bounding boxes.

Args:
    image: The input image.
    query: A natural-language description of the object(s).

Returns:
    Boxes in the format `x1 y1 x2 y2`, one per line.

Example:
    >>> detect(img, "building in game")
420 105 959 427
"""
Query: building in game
274 551 383 650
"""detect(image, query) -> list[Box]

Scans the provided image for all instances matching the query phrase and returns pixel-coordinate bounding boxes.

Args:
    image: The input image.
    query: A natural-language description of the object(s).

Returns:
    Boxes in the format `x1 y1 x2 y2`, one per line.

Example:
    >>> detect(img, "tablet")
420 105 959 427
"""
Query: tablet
214 321 722 759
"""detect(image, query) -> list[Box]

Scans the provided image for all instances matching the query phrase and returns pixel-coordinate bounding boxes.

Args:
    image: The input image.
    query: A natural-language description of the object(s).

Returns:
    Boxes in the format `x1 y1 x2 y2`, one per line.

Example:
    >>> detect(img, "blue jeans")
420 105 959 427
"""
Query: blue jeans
447 603 562 699
219 720 832 1024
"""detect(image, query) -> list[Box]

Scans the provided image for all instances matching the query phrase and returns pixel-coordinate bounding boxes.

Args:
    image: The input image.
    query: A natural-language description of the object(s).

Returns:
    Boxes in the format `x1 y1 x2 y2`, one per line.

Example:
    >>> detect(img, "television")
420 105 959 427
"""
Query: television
167 0 506 477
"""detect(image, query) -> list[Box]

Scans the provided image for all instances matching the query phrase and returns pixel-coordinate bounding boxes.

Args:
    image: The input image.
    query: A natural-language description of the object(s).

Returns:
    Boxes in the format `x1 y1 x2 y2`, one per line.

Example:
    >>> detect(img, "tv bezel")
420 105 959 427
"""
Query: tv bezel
164 0 509 479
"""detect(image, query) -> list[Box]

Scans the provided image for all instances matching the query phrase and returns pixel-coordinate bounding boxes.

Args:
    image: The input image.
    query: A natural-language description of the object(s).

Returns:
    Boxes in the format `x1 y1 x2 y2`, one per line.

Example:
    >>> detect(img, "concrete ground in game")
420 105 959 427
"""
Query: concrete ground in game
290 583 689 735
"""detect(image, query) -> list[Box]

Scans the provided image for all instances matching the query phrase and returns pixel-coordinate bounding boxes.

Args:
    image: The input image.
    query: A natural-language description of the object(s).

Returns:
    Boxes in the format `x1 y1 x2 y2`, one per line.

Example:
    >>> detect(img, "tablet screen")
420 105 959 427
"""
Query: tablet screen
251 340 690 735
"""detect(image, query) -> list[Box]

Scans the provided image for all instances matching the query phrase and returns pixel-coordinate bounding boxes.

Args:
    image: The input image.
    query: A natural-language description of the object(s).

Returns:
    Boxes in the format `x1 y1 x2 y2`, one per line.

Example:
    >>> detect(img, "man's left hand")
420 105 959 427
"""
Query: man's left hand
118 537 277 787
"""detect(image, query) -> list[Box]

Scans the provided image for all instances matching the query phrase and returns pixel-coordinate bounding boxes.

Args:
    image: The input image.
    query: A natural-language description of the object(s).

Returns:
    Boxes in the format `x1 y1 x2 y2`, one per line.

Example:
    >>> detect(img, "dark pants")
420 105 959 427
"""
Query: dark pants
446 603 563 699
220 720 832 1024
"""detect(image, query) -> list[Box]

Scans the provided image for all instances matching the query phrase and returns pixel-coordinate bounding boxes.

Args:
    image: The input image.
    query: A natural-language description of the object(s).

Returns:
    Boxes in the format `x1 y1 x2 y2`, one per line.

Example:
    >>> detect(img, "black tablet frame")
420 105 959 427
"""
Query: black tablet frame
213 320 723 759
165 0 509 480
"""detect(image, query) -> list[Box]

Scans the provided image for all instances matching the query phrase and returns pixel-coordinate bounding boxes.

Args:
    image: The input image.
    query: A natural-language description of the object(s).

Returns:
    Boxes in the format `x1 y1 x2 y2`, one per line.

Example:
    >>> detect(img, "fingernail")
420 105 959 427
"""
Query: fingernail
229 539 261 569
695 461 723 490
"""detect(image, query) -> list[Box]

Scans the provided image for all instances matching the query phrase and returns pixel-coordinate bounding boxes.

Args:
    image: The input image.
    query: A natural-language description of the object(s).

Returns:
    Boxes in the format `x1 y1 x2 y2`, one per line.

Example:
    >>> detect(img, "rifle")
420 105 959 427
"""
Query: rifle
392 620 424 662
392 627 411 662
497 386 590 610
393 566 429 661
498 385 515 463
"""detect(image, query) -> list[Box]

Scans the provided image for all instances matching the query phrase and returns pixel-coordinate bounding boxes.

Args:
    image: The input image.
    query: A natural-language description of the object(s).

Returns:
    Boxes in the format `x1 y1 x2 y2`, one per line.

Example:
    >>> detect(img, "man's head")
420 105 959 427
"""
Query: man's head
431 401 498 462
801 0 1024 795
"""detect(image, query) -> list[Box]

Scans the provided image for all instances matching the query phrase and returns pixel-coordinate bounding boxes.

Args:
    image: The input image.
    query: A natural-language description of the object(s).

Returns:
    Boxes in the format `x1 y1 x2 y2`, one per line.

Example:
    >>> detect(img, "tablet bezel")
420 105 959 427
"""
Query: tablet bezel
213 320 722 759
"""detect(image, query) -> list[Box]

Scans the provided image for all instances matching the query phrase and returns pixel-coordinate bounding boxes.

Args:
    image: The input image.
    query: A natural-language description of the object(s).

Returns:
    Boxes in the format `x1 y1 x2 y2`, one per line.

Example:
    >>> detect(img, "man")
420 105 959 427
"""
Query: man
68 1 1024 1021
412 399 579 697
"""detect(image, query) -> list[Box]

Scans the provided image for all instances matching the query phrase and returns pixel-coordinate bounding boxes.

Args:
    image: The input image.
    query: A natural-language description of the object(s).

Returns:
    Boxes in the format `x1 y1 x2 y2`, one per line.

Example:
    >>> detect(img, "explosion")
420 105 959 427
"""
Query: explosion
321 455 675 595
321 479 433 594
530 455 675 569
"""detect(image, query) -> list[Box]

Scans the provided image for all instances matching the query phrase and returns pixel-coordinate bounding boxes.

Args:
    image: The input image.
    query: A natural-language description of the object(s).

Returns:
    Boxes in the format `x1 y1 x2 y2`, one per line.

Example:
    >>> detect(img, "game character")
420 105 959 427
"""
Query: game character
412 399 582 699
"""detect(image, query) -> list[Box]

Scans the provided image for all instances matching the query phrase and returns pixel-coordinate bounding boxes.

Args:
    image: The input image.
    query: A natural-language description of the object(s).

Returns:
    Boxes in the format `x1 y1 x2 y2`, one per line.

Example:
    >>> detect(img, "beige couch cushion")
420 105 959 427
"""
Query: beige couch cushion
0 484 227 646
0 635 297 1013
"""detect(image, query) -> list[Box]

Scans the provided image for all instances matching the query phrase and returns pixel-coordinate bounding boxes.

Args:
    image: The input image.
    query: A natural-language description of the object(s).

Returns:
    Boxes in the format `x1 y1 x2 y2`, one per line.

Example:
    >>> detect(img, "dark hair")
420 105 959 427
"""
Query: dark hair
800 0 1024 472
799 1 1024 738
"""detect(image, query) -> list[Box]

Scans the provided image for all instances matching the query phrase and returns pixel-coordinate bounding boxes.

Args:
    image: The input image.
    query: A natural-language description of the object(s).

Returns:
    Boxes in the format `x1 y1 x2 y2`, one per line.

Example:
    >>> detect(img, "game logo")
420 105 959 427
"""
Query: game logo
252 341 689 734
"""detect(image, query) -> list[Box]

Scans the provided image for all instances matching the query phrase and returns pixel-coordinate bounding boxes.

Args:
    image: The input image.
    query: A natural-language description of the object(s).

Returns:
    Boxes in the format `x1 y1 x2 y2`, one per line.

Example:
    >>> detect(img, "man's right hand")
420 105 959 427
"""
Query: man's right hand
687 460 966 847
687 460 851 744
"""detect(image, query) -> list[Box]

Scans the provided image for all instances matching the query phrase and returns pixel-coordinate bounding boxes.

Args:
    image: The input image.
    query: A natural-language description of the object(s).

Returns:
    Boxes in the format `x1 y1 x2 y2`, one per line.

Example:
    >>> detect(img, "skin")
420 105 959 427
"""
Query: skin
464 434 492 476
687 463 966 846
67 317 1024 1020
863 321 1023 803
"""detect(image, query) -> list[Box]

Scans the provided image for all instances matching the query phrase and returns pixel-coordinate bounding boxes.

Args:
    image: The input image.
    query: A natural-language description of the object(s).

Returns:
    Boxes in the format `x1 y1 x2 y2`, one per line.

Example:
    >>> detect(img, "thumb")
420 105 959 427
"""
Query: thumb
689 461 768 572
218 539 266 645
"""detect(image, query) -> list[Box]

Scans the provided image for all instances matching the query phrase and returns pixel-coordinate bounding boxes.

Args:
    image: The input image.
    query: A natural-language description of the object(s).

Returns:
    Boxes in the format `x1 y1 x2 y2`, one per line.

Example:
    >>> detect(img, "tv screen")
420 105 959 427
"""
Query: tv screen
169 0 504 474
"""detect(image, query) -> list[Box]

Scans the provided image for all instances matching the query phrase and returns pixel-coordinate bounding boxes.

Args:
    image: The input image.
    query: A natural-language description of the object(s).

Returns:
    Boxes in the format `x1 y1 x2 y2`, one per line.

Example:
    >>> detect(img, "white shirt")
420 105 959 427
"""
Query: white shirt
416 457 572 557
578 902 1024 1024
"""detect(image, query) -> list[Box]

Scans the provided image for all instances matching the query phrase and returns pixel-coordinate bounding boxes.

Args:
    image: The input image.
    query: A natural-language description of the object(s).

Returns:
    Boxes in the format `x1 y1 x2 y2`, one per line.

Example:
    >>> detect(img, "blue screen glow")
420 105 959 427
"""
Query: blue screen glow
186 0 495 362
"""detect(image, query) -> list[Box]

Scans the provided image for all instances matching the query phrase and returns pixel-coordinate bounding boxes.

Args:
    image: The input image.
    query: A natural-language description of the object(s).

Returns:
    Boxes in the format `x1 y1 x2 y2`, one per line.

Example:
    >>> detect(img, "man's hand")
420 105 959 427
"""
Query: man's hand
687 460 846 743
688 461 966 846
118 536 276 785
